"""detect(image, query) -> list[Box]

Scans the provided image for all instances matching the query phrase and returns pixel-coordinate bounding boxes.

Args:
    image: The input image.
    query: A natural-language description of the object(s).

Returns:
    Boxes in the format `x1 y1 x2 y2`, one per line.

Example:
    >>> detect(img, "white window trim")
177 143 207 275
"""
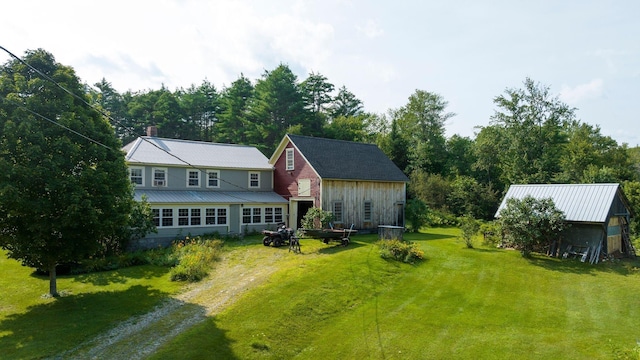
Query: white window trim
186 169 201 188
206 170 220 188
286 148 295 171
152 167 168 187
129 166 145 187
249 171 260 189
333 201 344 223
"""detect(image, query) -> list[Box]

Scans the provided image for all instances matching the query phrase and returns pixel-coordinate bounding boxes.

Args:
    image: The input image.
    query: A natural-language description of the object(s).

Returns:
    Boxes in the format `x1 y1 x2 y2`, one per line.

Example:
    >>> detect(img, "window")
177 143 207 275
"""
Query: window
364 201 372 222
178 208 189 226
265 207 273 223
333 201 343 223
252 208 261 223
242 208 252 224
206 208 217 225
187 170 200 187
217 208 227 224
162 209 173 227
249 172 260 188
153 168 167 187
264 207 284 223
190 208 201 225
152 209 160 227
242 207 267 224
286 148 294 171
206 170 220 188
129 167 144 186
274 208 283 223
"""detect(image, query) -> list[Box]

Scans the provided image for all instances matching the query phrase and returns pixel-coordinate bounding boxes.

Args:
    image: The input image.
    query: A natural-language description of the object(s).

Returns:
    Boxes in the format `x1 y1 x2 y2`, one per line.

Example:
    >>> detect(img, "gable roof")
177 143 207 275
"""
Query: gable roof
495 183 630 223
123 137 273 170
272 134 408 182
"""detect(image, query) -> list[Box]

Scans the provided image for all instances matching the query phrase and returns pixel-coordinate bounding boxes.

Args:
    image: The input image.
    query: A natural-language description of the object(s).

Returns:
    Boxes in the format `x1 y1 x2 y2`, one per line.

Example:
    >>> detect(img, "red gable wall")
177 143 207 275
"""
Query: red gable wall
273 142 321 204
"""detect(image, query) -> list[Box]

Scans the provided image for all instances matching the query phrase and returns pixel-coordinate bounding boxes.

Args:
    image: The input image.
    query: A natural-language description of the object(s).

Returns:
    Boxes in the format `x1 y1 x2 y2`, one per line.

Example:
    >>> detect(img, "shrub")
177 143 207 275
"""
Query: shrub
301 207 333 229
459 215 480 249
405 198 429 232
169 238 223 282
377 239 424 264
479 221 502 246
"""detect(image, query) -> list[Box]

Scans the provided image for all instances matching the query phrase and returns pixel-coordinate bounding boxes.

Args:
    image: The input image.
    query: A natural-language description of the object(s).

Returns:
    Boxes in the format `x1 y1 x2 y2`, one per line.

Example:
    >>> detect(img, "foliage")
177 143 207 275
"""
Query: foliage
376 239 424 263
499 195 567 257
459 215 480 248
0 49 134 296
405 198 429 232
491 77 575 184
300 207 334 229
169 238 223 282
392 90 453 174
479 221 502 246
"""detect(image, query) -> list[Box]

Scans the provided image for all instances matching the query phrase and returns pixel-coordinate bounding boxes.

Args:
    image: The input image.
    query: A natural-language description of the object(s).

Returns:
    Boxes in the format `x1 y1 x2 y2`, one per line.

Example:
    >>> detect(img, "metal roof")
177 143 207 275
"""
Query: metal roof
282 134 409 182
134 189 288 204
123 137 273 170
495 183 623 223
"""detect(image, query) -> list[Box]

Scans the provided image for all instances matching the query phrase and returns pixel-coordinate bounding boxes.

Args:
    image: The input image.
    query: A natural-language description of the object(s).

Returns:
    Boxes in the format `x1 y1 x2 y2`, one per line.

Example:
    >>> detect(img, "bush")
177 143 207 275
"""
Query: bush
169 238 223 282
479 222 502 246
377 239 424 264
301 207 333 229
460 215 480 249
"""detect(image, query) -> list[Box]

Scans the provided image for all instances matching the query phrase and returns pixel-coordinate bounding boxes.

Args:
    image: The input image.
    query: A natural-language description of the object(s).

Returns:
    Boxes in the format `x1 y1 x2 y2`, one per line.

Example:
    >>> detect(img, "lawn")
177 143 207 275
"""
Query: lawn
0 252 183 359
152 228 640 360
2 228 640 359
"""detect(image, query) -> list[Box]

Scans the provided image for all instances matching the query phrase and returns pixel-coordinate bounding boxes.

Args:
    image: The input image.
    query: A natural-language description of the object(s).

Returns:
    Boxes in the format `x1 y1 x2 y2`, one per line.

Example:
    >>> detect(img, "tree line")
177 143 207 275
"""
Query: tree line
91 61 640 225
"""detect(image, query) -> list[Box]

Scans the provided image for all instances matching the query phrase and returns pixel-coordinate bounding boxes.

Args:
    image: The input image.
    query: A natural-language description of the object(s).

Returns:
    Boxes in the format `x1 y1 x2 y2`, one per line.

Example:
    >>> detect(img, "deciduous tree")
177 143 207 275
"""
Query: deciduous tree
0 49 134 296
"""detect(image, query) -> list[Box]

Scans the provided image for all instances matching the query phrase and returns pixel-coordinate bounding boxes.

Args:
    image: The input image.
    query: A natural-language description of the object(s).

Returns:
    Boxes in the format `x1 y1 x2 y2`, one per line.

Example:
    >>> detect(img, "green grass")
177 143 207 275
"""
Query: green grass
3 229 640 359
152 228 640 360
0 252 183 359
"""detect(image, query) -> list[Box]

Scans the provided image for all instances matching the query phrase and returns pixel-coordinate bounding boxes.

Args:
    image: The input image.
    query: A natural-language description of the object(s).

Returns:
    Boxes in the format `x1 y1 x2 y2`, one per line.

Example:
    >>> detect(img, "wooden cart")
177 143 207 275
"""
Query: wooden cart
301 225 356 246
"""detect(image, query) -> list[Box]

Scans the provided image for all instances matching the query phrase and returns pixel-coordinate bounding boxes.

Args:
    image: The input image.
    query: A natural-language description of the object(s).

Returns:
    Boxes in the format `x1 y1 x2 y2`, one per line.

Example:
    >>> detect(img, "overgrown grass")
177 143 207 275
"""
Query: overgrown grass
152 228 640 360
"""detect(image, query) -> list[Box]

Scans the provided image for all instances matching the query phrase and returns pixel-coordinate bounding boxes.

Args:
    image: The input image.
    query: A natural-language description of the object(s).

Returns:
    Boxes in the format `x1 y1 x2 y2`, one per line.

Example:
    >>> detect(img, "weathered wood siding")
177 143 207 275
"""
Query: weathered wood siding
321 180 406 229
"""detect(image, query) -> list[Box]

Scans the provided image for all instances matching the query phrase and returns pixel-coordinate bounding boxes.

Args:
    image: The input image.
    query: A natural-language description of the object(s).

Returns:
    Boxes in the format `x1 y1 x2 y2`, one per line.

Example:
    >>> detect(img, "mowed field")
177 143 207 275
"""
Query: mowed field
2 228 640 359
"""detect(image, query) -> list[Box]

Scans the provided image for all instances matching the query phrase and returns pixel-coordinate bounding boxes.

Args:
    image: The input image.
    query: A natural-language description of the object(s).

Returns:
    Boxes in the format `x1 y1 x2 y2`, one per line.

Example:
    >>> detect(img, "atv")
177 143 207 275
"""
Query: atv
262 222 295 247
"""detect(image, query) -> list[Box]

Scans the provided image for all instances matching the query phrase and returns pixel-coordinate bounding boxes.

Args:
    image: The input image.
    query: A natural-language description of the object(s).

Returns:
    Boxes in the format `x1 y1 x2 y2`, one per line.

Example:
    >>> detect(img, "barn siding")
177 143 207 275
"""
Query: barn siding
321 180 405 229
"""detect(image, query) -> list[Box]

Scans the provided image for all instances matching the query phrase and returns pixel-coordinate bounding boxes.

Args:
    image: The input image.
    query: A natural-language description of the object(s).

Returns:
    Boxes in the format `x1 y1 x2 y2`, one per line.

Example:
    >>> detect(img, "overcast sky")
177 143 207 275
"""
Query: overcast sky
2 0 639 145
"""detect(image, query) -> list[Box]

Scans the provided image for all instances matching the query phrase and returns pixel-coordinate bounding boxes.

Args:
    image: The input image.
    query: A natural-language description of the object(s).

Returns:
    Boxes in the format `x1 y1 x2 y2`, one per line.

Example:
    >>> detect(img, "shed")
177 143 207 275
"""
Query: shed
495 183 635 258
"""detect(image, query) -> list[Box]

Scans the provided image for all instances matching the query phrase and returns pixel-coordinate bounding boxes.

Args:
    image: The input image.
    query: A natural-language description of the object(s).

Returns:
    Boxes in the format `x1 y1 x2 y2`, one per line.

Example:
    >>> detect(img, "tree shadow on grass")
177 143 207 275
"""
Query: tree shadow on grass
0 284 235 360
28 265 172 286
526 254 640 276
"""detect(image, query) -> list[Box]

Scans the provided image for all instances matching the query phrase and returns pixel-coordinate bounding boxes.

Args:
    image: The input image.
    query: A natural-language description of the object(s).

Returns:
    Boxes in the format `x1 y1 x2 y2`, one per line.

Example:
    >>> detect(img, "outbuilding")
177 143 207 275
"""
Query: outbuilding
495 183 635 258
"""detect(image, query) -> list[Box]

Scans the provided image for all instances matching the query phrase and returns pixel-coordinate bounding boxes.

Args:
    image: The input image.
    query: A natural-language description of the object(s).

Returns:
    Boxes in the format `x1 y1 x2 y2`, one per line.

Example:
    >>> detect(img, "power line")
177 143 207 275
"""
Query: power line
0 45 278 204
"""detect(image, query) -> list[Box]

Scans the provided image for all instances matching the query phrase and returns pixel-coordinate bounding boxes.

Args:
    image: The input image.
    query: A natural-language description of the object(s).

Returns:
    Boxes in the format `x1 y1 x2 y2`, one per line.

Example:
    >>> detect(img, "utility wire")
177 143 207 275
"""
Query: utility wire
0 45 276 204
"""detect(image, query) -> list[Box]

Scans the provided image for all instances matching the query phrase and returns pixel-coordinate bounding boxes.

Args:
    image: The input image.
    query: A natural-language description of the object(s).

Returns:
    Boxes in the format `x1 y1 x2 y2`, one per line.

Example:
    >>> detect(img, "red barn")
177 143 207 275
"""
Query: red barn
269 134 409 231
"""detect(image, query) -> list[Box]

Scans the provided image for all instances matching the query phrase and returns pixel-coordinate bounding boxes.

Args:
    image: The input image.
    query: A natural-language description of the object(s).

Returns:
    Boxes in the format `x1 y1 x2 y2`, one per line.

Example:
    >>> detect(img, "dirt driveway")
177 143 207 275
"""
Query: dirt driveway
52 244 285 359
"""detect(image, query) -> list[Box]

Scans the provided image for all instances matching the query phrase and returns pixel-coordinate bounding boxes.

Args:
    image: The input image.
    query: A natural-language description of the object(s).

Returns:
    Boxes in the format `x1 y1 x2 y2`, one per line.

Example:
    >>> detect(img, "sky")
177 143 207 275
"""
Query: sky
2 0 639 145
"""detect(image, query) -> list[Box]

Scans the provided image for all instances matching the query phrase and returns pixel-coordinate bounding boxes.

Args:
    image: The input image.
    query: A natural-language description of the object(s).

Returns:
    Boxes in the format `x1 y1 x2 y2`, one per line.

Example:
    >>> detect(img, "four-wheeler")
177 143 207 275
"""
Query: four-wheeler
262 222 296 247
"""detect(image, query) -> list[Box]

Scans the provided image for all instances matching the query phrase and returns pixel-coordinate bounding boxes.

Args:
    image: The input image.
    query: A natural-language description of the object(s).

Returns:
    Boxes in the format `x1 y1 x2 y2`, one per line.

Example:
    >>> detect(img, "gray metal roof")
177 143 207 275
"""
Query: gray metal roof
284 134 409 182
134 189 288 204
123 137 273 170
495 183 622 223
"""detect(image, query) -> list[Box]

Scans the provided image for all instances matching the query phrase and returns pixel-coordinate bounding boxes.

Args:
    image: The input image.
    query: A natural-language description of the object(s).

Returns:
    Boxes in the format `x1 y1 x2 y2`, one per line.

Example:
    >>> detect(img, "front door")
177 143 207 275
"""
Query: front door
291 200 314 230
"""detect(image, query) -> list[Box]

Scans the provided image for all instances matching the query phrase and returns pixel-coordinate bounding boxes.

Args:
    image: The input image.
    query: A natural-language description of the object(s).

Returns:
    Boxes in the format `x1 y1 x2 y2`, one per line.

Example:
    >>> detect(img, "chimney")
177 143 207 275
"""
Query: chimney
146 125 158 137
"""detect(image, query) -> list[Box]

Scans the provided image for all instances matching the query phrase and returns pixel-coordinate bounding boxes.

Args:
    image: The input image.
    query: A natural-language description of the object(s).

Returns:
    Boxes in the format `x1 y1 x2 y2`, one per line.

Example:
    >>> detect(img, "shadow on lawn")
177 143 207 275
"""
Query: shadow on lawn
0 285 236 359
526 255 640 275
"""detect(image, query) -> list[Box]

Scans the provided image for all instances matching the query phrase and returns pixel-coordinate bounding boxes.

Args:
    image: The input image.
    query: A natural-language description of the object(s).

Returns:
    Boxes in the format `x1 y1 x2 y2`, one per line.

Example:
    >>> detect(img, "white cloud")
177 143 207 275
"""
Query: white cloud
356 19 384 39
559 79 604 105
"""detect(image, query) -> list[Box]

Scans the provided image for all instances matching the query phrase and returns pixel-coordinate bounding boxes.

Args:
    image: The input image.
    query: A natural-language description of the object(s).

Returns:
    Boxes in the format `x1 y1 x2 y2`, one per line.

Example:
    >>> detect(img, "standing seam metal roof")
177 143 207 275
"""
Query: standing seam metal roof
123 137 273 170
495 183 623 223
134 189 288 204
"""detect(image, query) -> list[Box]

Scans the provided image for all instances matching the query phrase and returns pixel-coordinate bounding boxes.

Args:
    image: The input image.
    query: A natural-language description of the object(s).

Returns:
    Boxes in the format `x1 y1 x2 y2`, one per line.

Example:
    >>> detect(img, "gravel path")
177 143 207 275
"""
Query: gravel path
51 245 284 360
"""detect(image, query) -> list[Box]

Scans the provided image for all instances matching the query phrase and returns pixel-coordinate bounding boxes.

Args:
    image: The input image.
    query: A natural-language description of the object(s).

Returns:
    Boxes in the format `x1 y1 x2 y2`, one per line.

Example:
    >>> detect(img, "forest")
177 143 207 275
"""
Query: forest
90 64 640 229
